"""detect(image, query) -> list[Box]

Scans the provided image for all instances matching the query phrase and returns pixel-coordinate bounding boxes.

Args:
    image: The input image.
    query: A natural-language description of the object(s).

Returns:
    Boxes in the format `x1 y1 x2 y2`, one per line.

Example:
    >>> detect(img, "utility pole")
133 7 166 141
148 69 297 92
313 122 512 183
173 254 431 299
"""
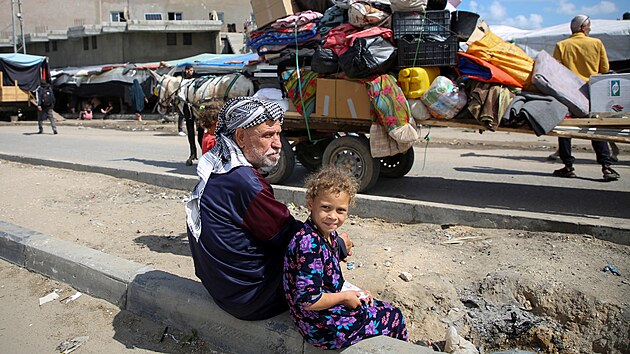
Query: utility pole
11 0 17 53
17 0 26 54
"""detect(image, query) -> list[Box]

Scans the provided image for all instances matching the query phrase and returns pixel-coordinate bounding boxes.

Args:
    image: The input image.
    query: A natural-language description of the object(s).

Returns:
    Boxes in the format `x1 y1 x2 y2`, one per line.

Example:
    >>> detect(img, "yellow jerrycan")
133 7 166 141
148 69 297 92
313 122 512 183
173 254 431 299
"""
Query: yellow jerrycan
398 67 440 98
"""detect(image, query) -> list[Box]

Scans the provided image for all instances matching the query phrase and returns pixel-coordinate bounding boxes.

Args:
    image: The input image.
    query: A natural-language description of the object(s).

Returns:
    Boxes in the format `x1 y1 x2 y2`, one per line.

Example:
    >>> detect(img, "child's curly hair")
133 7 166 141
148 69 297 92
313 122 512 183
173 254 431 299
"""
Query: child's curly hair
304 166 359 206
198 100 224 130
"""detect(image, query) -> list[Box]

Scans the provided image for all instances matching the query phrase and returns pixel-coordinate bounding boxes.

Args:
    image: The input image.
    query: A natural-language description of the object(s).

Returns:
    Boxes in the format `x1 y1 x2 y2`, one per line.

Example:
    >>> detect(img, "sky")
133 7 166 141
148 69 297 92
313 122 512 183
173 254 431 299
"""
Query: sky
457 0 628 29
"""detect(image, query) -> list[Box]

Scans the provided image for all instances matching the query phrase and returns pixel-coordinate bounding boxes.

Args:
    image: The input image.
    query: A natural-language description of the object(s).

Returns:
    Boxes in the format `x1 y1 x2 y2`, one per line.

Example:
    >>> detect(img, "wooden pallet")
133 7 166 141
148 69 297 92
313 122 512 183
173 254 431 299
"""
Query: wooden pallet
0 71 30 103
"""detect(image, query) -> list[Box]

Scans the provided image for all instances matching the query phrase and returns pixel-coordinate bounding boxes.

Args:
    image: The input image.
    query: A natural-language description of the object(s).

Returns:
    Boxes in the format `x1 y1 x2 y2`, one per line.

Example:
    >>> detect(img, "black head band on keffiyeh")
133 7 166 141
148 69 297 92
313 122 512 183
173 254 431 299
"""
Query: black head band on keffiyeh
213 96 284 162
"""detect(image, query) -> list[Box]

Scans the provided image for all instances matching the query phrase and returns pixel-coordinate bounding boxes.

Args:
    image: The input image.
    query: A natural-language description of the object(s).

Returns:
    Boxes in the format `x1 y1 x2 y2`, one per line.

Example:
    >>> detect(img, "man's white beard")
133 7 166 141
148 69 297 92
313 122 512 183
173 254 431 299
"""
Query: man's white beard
258 148 281 171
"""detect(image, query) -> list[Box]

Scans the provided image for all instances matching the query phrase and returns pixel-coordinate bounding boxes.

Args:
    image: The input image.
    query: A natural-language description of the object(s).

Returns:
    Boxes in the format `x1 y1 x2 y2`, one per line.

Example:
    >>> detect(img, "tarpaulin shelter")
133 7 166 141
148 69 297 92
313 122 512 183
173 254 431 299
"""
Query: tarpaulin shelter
0 53 50 91
491 20 630 65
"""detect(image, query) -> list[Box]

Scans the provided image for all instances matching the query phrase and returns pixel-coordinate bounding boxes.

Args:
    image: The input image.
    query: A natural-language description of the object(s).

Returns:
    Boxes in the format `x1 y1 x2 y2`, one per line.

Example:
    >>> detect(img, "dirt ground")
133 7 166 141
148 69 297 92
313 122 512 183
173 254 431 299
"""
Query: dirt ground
0 260 215 353
1 159 629 353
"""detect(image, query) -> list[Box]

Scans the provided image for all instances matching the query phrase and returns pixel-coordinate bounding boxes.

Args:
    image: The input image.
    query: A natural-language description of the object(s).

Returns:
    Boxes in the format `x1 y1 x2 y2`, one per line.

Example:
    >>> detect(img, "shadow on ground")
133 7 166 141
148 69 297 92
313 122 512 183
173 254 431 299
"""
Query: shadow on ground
134 234 191 257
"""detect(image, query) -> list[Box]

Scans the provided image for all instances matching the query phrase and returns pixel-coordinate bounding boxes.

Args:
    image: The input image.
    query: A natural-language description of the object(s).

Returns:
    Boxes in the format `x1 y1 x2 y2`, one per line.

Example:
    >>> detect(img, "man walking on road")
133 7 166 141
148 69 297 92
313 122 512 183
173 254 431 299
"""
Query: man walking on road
35 79 58 135
552 14 619 181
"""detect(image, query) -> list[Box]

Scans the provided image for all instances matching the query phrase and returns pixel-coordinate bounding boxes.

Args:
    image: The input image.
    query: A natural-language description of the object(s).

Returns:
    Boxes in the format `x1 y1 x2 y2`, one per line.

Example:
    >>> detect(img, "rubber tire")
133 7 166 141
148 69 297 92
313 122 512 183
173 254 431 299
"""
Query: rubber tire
295 138 333 172
263 135 295 184
379 148 415 178
322 136 380 192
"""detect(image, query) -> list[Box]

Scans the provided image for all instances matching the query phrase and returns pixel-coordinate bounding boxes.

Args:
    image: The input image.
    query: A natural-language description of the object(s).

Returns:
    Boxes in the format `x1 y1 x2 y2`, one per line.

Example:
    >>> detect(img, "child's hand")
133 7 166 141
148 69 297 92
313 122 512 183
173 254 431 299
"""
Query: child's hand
341 291 363 309
359 290 374 306
339 232 354 256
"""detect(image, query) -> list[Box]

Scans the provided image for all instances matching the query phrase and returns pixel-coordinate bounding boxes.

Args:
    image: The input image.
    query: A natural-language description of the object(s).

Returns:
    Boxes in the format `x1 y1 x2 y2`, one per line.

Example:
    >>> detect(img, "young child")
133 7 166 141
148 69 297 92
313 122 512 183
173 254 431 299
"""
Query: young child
283 166 408 350
79 103 92 120
198 101 222 155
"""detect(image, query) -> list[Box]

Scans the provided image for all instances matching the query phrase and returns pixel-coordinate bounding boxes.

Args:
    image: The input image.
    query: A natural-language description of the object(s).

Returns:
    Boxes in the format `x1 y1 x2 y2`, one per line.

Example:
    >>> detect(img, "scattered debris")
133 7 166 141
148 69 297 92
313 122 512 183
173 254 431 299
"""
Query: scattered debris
56 336 89 353
60 292 82 304
443 235 491 245
602 264 621 276
384 247 392 252
444 326 479 354
39 290 59 306
347 261 355 270
399 272 413 282
384 261 392 267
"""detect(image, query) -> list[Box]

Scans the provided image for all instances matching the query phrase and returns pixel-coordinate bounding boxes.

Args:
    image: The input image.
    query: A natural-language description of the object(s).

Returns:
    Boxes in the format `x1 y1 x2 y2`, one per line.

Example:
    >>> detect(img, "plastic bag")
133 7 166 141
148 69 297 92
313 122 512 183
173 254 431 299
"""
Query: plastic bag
311 46 341 74
420 76 467 119
370 123 414 158
408 98 432 121
339 36 397 78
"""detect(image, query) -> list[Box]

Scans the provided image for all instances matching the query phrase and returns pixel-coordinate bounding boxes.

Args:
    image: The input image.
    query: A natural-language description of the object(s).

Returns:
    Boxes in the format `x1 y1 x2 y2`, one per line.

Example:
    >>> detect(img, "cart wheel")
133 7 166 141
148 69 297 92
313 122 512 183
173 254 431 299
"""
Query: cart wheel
263 135 295 184
379 148 415 178
322 136 380 192
295 138 333 172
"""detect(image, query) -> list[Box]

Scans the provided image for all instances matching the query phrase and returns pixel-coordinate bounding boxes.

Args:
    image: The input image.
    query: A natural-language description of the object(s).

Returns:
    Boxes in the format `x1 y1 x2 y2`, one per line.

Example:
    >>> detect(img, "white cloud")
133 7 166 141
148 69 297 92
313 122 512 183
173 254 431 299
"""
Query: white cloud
473 1 545 29
555 0 618 15
555 0 577 14
581 1 618 15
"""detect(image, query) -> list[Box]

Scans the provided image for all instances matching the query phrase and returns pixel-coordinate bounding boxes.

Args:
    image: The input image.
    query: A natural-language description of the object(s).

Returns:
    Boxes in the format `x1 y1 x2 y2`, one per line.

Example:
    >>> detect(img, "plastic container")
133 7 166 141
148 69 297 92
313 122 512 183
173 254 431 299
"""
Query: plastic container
397 35 458 67
392 10 451 40
420 76 467 119
450 11 480 41
398 67 441 98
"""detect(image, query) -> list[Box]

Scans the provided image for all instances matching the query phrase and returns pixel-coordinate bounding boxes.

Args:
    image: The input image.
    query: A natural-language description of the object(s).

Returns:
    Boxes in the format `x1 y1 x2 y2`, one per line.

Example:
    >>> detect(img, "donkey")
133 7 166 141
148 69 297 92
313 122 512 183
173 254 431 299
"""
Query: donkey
149 70 255 165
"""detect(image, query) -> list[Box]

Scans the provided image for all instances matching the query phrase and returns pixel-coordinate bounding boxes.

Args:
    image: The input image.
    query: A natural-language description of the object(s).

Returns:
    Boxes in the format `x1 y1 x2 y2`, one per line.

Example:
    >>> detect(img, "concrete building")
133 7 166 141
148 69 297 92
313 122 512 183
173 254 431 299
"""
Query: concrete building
0 0 253 68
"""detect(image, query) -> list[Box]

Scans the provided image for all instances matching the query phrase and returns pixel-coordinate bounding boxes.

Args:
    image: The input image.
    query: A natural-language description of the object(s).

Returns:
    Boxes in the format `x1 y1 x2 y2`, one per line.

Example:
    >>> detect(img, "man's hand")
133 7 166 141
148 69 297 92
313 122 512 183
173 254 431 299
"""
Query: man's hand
339 232 353 256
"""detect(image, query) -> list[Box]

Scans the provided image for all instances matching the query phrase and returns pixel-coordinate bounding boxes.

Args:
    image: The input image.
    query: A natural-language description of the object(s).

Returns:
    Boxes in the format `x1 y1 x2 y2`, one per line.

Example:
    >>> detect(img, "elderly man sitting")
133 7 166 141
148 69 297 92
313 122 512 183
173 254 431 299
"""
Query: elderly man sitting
186 97 351 320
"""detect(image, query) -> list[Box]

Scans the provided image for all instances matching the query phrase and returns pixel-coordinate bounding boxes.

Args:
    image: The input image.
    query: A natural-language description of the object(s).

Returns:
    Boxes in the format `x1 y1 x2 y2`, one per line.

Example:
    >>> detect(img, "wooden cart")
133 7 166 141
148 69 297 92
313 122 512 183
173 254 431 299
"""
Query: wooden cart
266 111 629 192
0 72 31 103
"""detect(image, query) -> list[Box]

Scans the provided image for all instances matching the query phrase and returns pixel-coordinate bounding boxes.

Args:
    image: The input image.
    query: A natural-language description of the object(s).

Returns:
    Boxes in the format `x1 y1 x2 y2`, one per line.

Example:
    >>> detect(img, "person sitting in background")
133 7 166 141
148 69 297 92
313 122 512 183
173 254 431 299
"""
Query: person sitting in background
79 104 93 120
100 100 114 119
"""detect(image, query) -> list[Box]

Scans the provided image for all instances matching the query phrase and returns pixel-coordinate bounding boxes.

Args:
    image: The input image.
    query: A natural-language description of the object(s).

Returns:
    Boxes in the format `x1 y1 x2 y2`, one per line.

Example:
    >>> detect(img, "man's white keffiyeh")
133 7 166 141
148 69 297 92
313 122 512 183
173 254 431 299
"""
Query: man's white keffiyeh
185 97 284 240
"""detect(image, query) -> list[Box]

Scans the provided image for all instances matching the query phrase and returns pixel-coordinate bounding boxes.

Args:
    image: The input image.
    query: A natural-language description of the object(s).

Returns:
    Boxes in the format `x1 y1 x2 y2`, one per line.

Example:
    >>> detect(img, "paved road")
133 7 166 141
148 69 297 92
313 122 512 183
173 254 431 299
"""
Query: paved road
1 123 629 224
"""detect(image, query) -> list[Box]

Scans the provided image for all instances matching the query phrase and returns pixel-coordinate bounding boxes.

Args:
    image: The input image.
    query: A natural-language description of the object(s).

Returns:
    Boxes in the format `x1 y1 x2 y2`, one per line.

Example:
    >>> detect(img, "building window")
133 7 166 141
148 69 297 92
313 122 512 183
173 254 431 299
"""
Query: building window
44 42 50 53
83 37 89 50
168 12 182 21
217 12 224 22
91 36 97 49
166 33 177 46
183 33 192 45
52 40 58 51
111 11 125 22
145 13 163 21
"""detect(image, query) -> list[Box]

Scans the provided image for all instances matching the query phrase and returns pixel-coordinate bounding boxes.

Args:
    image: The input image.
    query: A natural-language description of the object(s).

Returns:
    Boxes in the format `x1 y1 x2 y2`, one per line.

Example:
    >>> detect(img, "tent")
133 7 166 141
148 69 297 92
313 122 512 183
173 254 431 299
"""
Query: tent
0 53 50 91
491 19 630 64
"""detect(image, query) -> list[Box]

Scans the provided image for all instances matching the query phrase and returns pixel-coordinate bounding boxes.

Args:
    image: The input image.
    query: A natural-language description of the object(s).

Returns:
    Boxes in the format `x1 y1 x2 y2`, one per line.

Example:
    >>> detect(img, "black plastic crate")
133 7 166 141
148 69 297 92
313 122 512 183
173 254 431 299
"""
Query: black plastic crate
397 35 458 67
393 10 451 40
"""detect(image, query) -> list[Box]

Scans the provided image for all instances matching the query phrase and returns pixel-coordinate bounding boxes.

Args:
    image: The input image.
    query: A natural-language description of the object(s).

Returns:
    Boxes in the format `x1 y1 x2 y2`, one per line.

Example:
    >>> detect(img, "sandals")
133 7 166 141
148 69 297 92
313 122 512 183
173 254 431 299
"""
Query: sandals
553 166 576 178
602 166 620 181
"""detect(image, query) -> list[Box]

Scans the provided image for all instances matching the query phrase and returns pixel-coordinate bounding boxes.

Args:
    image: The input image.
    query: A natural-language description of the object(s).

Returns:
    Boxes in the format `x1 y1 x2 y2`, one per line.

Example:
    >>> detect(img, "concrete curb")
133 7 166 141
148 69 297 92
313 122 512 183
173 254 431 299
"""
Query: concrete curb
1 152 628 245
0 221 437 353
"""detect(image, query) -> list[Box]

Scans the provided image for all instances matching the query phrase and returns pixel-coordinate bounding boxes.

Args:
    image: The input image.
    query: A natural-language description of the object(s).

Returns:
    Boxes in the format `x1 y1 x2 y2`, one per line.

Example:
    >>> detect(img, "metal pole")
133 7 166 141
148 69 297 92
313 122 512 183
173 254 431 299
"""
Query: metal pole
11 0 17 53
18 0 25 53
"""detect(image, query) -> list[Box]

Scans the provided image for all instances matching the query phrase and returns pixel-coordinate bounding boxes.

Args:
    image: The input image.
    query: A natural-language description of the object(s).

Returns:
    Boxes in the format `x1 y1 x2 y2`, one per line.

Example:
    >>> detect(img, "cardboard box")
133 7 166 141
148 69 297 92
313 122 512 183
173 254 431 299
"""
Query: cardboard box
251 0 295 29
589 73 630 113
315 79 372 120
